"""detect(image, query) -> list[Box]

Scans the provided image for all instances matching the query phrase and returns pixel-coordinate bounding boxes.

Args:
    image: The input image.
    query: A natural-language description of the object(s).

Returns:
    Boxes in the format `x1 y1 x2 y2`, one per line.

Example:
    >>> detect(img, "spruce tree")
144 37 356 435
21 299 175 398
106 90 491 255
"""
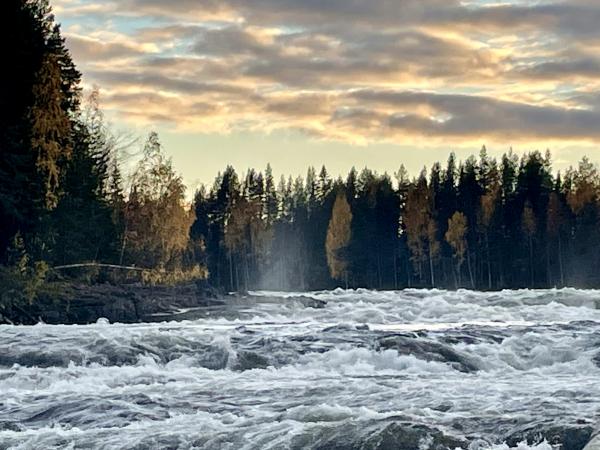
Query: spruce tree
264 164 279 225
0 0 80 260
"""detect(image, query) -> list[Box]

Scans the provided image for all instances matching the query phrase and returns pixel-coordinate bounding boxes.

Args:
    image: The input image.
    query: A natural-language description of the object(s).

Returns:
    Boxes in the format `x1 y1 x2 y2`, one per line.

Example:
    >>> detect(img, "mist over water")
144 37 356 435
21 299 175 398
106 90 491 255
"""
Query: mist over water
1 289 600 449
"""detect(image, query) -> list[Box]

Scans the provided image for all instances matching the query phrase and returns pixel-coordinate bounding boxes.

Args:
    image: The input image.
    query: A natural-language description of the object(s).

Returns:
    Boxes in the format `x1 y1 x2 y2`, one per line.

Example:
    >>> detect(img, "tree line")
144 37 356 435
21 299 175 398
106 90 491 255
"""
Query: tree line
2 0 600 296
192 151 600 291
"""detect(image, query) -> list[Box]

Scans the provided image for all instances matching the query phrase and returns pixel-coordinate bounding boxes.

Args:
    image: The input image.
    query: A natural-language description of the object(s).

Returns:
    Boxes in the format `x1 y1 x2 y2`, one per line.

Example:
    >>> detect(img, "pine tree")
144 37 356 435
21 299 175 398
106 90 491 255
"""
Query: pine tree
346 167 358 202
190 186 210 270
404 168 439 286
206 165 240 289
445 212 468 287
547 189 566 286
457 157 481 288
567 157 598 214
566 158 600 285
522 202 537 287
427 218 440 287
479 157 500 289
108 157 126 262
317 165 332 202
326 192 352 285
224 198 251 291
264 164 279 225
305 167 317 212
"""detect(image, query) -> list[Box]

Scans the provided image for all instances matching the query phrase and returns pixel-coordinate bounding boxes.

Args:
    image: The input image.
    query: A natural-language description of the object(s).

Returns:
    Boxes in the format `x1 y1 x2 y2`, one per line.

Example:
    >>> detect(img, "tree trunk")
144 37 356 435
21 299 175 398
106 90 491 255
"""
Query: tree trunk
467 251 475 289
486 233 492 290
452 261 458 289
228 252 234 292
429 250 435 287
245 256 250 292
546 241 551 287
376 251 382 289
119 228 127 266
558 234 565 287
393 248 398 289
216 246 222 289
119 207 130 266
529 236 534 288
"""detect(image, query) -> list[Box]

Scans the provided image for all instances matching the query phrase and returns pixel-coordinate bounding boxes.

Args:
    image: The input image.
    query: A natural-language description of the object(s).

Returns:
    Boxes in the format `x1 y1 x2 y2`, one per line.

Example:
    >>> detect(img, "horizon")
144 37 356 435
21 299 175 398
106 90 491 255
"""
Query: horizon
53 0 600 189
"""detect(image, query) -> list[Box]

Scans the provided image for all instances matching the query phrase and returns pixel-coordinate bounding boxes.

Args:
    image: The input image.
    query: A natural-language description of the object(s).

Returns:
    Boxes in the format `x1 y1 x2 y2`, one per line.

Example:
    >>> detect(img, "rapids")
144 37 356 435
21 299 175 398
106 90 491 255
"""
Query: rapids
1 288 600 449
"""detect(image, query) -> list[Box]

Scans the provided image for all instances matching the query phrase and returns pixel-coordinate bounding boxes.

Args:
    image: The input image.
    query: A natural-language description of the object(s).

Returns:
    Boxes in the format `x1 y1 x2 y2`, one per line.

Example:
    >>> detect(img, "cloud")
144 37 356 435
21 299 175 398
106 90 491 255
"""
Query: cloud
104 0 600 41
54 0 600 145
516 57 600 80
65 34 149 61
350 89 600 140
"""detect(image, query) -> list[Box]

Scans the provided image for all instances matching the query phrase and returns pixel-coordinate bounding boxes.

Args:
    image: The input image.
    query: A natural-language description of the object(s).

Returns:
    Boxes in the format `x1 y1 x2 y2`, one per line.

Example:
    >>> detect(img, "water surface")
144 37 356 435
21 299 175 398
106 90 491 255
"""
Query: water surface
1 289 600 449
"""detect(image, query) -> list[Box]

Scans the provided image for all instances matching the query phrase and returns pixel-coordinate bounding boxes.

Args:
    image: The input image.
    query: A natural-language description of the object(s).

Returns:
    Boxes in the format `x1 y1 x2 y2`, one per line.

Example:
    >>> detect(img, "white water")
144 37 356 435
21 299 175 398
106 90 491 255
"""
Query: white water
1 289 600 449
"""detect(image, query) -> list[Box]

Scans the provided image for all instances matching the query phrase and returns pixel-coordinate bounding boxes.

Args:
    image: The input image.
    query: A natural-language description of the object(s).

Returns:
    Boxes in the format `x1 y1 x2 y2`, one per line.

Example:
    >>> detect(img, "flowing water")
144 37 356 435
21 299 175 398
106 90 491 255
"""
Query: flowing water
1 289 600 449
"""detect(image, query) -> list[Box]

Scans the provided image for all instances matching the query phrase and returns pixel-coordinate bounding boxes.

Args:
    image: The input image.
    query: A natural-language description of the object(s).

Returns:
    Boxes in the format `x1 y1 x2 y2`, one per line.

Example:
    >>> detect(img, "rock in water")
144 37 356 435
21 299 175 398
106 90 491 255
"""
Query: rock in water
376 334 479 373
233 351 270 371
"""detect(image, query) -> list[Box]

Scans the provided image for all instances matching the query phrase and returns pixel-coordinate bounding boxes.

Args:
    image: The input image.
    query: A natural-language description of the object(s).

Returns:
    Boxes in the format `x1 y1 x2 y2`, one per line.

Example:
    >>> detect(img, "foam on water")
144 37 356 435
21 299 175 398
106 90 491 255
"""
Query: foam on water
1 289 600 449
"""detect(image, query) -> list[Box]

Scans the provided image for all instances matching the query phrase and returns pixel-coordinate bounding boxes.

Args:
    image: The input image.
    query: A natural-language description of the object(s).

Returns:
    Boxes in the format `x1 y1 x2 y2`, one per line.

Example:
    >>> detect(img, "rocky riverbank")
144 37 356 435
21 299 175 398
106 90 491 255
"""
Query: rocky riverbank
0 282 330 325
0 282 226 325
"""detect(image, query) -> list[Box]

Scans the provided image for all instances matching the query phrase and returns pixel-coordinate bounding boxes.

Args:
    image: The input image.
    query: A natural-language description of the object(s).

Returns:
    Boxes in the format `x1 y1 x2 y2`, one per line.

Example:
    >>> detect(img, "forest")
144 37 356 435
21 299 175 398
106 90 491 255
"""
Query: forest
2 0 600 302
192 150 600 291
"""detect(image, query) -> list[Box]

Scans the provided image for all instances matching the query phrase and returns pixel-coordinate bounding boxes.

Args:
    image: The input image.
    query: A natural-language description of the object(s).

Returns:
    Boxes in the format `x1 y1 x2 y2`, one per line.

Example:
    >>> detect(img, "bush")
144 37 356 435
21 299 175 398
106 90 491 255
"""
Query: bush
1 234 50 306
0 259 49 302
141 264 208 286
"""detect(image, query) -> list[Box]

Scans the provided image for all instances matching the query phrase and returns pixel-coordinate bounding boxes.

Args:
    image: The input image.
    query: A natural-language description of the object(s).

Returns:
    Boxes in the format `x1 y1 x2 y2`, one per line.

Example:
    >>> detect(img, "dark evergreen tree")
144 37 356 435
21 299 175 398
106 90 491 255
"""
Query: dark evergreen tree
0 0 81 260
49 90 117 266
264 164 278 225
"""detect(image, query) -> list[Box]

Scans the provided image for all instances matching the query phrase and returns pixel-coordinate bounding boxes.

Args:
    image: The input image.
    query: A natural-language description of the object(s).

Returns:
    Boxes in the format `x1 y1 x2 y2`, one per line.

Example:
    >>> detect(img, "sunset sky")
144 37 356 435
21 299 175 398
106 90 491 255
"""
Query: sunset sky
54 0 600 189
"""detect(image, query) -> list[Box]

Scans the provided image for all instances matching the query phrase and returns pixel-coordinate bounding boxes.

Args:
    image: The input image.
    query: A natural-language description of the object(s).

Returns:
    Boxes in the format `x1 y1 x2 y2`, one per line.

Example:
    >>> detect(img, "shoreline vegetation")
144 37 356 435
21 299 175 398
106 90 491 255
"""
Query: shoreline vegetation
3 1 600 324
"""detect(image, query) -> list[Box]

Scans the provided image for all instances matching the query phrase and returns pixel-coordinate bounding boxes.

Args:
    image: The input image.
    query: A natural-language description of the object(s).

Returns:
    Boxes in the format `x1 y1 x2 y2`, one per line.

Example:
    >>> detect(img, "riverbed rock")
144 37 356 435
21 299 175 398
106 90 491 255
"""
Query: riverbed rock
376 334 479 373
291 296 327 309
505 424 594 450
233 351 270 371
299 420 467 450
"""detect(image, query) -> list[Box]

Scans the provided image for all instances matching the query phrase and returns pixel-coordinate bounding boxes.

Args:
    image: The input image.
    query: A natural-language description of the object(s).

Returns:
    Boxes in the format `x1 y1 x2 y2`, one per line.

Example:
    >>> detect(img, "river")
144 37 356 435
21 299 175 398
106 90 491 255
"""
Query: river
1 289 600 449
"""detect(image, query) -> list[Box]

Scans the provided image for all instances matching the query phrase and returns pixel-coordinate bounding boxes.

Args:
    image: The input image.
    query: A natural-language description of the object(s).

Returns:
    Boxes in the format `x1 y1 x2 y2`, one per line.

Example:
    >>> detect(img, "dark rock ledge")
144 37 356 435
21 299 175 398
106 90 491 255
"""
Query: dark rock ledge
0 284 328 325
0 282 225 325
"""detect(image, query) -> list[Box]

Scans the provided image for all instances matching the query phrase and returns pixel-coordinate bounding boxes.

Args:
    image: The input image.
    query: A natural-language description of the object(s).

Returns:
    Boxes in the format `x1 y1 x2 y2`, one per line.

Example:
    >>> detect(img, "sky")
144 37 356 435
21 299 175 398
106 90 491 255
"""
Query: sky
53 0 600 190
